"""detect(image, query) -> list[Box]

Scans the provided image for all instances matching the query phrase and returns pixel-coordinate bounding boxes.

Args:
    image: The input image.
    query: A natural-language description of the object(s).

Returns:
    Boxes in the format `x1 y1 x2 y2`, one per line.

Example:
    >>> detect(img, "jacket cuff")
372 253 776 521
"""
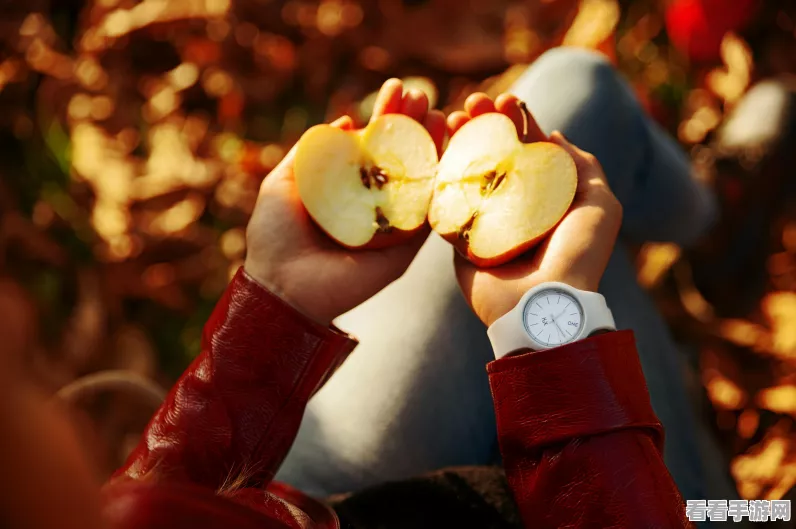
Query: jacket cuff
487 330 663 450
211 267 359 395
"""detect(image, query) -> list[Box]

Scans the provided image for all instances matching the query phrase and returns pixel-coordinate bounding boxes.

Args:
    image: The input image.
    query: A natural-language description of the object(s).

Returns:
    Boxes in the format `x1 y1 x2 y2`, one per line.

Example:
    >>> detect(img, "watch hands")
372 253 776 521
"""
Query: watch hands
552 318 566 340
551 307 569 323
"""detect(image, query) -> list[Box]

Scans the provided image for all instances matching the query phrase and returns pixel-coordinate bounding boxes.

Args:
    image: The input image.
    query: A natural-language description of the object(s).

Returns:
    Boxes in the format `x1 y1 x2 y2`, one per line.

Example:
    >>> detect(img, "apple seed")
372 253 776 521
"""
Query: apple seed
369 166 389 189
480 170 507 194
458 213 477 240
375 207 393 233
360 167 371 189
480 170 497 193
491 171 507 190
359 165 390 190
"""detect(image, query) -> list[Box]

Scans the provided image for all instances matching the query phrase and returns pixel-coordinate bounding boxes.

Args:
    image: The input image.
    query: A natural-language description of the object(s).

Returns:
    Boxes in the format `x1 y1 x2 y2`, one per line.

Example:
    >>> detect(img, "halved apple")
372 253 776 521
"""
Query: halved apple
429 113 577 267
294 114 438 249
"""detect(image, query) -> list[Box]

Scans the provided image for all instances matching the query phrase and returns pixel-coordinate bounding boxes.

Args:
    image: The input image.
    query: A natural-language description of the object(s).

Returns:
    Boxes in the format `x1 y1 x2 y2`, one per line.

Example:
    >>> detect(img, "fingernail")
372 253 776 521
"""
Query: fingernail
330 115 353 129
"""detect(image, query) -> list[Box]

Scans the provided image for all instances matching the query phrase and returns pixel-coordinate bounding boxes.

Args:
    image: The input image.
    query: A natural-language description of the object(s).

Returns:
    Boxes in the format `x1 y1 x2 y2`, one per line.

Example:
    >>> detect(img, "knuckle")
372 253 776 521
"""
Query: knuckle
606 193 623 225
590 183 622 225
581 151 599 167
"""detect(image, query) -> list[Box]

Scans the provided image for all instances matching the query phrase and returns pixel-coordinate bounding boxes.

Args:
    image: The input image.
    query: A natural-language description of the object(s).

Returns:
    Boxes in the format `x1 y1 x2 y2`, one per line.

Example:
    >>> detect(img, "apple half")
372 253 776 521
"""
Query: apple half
294 114 438 249
429 113 578 267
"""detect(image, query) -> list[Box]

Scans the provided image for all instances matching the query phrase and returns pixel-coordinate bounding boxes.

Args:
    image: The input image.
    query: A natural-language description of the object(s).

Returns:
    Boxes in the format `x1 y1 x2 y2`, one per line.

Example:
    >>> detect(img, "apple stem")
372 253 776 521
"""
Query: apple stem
518 101 530 143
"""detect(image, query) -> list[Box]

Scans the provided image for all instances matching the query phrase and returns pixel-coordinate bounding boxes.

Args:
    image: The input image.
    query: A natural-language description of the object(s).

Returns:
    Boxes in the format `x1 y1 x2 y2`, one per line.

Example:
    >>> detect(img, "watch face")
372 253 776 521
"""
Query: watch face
522 289 584 347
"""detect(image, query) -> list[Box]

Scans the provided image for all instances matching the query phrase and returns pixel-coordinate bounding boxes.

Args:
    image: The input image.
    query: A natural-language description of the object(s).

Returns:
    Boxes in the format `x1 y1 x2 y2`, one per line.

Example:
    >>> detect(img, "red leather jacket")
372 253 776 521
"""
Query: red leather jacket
103 268 692 528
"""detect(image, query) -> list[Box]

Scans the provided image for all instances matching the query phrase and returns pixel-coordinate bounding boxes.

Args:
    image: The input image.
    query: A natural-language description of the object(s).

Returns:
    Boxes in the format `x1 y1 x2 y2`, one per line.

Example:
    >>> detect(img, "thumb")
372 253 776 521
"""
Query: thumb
549 131 608 182
548 131 611 194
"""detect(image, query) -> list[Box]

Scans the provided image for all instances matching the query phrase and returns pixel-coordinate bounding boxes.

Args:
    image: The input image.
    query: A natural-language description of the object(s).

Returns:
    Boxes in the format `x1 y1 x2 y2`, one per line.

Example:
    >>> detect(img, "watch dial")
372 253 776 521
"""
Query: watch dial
522 290 583 346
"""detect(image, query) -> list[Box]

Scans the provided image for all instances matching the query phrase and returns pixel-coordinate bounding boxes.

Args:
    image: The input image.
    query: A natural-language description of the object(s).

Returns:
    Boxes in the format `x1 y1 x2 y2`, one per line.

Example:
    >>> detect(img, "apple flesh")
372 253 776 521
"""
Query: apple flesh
294 114 438 249
429 113 577 267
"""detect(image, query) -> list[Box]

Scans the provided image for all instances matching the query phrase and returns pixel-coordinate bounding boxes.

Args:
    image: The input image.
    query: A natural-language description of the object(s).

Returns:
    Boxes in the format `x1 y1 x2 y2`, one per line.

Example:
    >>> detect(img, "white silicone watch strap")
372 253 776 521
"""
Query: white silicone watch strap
487 282 616 360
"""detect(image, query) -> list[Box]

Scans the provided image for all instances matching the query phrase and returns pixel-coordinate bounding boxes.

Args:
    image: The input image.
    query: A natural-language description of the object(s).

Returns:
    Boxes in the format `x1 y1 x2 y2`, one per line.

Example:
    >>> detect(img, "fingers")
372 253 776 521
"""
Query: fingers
450 92 547 145
464 92 495 117
446 110 470 137
372 79 444 153
449 93 500 139
548 131 622 250
511 133 621 295
494 94 525 138
496 94 547 143
548 131 609 191
424 109 447 157
372 79 431 125
371 78 404 120
401 88 429 122
270 144 297 178
330 115 355 130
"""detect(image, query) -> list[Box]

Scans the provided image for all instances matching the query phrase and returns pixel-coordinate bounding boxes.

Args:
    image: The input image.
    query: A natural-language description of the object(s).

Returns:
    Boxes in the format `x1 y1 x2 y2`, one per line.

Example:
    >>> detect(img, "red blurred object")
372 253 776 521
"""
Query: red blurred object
665 0 760 62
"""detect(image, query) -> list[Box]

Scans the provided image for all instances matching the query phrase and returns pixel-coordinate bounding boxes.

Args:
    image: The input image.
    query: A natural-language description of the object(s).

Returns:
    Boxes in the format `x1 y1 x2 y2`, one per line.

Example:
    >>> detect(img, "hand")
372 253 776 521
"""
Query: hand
245 79 446 325
450 93 622 326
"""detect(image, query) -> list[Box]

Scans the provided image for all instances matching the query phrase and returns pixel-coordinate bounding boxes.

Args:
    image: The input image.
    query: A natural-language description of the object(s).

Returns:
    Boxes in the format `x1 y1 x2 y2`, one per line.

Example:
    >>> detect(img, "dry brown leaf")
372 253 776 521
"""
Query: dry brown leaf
763 292 796 362
636 242 681 288
706 33 753 106
562 0 620 54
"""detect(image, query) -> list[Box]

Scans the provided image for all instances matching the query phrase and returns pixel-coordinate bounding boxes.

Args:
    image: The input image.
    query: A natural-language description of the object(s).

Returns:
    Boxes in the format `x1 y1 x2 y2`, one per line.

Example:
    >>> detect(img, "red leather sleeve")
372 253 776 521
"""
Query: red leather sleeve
488 330 693 528
112 267 358 491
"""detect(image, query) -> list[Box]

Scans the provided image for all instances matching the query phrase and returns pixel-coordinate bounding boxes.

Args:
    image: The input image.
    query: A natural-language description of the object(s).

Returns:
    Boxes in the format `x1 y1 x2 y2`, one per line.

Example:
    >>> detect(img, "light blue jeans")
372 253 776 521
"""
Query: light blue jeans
276 48 732 503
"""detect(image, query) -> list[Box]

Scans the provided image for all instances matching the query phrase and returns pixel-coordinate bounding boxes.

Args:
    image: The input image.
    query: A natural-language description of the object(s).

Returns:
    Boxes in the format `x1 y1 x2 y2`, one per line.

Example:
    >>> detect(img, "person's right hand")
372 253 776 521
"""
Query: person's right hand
449 93 623 327
245 79 445 326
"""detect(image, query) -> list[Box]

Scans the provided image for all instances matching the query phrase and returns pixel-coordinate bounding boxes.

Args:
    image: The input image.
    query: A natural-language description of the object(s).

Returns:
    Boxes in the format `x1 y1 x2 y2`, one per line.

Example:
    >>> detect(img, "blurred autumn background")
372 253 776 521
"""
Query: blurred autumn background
2 0 796 508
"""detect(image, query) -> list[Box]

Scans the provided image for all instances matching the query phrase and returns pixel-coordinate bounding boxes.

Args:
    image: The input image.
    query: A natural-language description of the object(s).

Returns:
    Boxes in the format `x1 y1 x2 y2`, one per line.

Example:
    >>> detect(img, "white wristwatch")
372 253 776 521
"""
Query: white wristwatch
487 282 616 360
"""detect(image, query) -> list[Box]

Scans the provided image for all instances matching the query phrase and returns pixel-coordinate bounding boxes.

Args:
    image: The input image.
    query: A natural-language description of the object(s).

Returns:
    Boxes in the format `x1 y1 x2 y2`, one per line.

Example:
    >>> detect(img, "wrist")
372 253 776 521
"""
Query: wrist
486 280 615 359
243 260 333 326
542 270 600 294
481 275 599 327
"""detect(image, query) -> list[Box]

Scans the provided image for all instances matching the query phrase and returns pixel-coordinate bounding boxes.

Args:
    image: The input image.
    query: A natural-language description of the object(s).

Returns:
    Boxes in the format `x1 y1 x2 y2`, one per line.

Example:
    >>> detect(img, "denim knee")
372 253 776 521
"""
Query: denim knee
511 47 621 115
530 47 616 87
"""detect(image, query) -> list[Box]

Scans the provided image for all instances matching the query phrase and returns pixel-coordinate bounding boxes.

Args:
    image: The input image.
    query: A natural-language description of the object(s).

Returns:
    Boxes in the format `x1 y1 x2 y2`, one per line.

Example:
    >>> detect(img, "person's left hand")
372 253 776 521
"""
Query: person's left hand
449 92 622 327
245 79 446 326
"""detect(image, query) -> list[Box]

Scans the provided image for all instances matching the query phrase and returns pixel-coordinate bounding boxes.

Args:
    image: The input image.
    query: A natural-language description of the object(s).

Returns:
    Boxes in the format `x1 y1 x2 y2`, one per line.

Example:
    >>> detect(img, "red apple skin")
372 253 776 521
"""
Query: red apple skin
438 214 569 268
310 217 427 251
462 232 547 268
